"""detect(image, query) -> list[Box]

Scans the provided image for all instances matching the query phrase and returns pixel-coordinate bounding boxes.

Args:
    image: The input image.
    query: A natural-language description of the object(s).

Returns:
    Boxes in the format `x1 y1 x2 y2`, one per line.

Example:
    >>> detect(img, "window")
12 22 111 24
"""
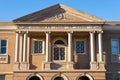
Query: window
114 74 120 80
54 47 65 60
33 40 44 54
53 40 65 61
76 40 86 54
0 75 5 80
0 40 7 54
54 40 65 45
111 39 119 55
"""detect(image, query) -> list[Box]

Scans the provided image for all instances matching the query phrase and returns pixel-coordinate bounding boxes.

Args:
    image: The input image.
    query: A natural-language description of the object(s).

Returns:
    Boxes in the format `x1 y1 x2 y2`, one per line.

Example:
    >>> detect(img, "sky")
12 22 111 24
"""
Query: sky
0 0 120 21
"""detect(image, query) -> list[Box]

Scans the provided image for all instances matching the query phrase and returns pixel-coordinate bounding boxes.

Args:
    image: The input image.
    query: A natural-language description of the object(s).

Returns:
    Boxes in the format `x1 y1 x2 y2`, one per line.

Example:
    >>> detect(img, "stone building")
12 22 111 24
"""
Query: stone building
0 4 120 80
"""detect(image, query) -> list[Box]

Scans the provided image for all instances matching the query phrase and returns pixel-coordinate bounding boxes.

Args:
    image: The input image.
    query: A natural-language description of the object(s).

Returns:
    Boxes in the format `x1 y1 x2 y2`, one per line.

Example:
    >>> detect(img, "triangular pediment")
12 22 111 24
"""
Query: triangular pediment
13 4 105 22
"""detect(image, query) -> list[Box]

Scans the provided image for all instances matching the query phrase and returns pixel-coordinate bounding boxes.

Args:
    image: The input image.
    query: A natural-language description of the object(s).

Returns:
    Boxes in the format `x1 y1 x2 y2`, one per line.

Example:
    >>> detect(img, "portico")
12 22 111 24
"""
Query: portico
14 24 104 70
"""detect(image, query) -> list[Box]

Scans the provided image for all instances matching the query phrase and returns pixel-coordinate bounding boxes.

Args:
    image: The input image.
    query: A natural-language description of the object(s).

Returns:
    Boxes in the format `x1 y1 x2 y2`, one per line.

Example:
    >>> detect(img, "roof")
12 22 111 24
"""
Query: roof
13 4 105 23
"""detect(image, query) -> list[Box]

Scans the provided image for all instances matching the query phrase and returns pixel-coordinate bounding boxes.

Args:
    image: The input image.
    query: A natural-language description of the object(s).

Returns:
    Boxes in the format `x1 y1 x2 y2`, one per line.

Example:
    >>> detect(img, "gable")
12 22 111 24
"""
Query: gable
13 4 105 23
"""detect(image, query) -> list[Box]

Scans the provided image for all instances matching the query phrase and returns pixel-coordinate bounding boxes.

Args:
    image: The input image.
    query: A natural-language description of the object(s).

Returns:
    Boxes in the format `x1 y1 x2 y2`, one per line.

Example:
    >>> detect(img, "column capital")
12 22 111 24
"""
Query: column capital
90 31 95 34
45 31 51 34
67 31 73 34
16 31 21 34
97 31 103 34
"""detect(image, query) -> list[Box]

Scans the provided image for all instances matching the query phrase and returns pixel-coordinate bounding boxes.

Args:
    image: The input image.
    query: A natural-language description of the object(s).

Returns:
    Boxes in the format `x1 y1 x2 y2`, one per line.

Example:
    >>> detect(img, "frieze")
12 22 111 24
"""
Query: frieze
17 26 102 31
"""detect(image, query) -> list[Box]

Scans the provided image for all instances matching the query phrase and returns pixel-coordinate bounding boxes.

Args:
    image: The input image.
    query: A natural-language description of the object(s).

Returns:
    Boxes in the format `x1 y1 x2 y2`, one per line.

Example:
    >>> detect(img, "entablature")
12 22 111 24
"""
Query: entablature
16 24 103 32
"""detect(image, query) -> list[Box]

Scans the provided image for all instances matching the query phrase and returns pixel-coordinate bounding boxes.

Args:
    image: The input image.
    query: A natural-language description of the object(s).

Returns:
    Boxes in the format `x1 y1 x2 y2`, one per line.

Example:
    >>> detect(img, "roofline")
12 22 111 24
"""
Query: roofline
13 22 105 25
0 22 15 26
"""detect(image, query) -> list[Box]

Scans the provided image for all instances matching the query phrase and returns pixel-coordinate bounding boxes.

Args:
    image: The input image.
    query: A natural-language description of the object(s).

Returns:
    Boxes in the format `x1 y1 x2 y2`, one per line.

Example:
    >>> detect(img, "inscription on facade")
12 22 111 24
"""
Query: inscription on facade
0 55 8 63
18 26 102 32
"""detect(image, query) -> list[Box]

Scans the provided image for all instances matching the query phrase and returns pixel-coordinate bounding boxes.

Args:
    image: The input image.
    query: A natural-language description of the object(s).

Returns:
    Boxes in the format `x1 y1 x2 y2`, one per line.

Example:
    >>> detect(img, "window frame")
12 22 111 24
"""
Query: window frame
53 46 66 62
111 39 119 55
0 75 5 80
75 39 86 55
32 39 45 55
0 39 8 55
52 39 67 62
113 74 120 80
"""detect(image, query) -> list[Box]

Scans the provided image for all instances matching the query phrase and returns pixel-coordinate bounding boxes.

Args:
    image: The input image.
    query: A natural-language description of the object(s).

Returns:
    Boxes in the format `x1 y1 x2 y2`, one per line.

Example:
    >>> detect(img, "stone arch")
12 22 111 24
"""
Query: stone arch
76 73 94 80
26 73 44 80
52 74 69 80
52 37 67 46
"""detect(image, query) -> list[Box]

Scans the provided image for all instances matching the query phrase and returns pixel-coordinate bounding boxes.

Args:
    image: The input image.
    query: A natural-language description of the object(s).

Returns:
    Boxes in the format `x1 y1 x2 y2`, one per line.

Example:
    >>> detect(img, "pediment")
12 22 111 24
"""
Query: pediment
13 4 105 22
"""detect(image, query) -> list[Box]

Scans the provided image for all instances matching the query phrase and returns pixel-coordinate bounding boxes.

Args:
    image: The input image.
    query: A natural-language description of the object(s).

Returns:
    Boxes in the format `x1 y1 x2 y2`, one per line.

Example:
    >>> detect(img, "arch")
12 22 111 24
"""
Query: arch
26 73 44 80
52 74 69 80
29 76 40 80
78 76 90 80
54 40 65 45
52 37 67 46
76 74 94 80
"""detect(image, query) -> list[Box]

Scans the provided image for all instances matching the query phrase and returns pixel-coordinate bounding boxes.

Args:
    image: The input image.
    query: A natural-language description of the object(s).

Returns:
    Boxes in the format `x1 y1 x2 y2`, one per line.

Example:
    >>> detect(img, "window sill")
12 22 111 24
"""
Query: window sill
31 53 45 56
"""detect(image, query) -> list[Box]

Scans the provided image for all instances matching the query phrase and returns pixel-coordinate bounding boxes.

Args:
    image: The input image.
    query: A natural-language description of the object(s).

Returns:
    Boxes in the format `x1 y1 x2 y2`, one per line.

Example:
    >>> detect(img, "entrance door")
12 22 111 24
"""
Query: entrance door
54 47 65 60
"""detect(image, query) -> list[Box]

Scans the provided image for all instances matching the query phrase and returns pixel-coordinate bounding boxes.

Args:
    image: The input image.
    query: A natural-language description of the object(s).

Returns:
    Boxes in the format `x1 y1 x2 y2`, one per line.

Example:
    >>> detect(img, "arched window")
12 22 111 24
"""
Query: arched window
53 40 65 61
78 76 90 80
29 76 41 80
54 40 65 45
54 76 64 80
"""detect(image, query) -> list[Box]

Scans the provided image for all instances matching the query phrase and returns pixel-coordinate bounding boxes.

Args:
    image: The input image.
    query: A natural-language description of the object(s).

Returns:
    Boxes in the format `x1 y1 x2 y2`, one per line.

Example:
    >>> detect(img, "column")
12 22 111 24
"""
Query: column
90 32 95 62
19 33 23 63
27 36 30 63
68 32 73 62
98 31 103 62
23 32 28 62
45 32 51 62
15 32 20 62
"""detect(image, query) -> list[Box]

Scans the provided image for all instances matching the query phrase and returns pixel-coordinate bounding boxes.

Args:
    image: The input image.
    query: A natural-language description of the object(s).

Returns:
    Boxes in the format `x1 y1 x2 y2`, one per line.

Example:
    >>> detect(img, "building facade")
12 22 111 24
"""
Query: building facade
0 4 120 80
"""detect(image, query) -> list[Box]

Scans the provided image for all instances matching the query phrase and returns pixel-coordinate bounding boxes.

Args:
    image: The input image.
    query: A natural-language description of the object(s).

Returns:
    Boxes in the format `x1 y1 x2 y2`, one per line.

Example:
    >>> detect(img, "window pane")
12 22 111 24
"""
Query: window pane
60 48 65 60
112 40 119 54
54 40 65 45
0 75 5 80
76 41 85 54
114 74 120 80
34 41 42 54
1 40 7 46
54 48 59 60
1 48 6 54
0 40 7 54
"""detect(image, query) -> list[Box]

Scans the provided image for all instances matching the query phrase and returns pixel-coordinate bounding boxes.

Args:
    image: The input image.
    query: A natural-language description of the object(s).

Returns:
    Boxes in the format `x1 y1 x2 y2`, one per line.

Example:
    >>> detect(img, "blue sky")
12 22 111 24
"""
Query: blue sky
0 0 120 21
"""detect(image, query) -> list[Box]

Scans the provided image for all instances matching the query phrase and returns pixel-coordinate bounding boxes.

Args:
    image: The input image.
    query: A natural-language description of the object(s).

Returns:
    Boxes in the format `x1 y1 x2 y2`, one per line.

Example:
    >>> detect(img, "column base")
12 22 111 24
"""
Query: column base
42 62 51 70
90 62 98 70
14 62 20 71
98 62 105 70
20 62 29 70
67 62 75 70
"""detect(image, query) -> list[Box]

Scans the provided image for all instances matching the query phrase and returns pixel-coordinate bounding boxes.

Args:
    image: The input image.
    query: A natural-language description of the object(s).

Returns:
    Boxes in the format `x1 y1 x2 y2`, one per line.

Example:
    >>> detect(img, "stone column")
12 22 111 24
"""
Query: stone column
68 32 73 62
19 33 23 63
15 32 20 62
14 32 20 70
98 31 103 62
90 32 95 62
45 32 51 62
22 32 28 62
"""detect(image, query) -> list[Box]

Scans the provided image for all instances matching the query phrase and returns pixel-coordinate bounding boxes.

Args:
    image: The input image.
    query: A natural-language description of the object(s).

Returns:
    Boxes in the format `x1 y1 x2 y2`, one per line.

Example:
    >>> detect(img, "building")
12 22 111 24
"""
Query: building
0 4 120 80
